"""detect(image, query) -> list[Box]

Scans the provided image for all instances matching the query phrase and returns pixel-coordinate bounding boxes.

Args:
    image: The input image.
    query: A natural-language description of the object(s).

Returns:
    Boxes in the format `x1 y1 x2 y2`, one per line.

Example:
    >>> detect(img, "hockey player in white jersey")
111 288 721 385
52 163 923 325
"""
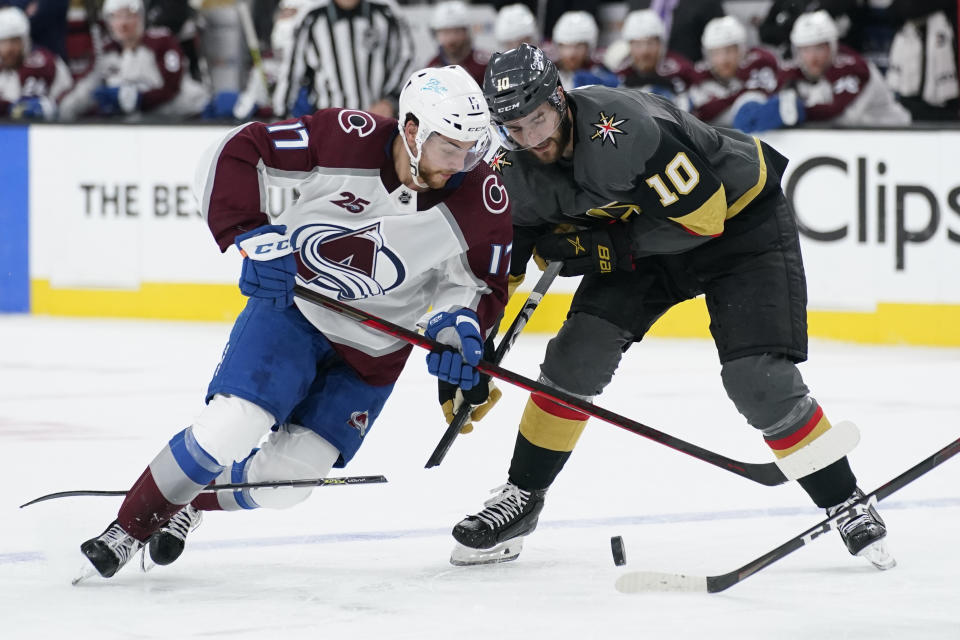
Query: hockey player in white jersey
78 64 512 580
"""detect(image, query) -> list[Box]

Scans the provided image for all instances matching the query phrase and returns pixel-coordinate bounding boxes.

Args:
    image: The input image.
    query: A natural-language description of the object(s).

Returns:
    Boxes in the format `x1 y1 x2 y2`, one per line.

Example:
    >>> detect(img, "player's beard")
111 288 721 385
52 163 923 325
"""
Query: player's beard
418 165 458 189
525 112 573 165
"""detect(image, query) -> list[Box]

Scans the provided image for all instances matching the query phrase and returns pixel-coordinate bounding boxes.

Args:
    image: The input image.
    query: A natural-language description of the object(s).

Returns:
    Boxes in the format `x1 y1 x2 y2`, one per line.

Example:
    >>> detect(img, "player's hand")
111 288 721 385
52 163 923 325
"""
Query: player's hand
93 84 140 115
733 90 805 133
422 308 483 389
534 225 634 276
291 87 314 117
438 377 502 434
235 224 297 309
11 96 53 120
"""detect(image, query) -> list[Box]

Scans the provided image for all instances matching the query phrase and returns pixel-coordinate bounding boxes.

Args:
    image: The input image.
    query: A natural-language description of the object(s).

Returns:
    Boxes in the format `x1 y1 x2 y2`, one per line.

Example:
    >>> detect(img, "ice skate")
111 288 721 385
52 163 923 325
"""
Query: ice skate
141 505 203 571
827 488 896 570
78 521 144 581
147 505 202 567
450 482 546 566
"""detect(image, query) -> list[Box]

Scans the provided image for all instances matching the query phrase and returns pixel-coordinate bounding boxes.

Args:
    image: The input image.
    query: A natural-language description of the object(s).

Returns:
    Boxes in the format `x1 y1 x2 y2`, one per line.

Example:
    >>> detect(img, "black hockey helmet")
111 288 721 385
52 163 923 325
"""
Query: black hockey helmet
482 43 561 124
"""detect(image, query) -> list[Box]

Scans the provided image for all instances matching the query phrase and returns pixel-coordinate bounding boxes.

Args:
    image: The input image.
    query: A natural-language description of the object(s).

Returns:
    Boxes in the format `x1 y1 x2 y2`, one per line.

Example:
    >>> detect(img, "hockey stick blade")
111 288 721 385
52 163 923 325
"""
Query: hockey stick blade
425 262 563 468
19 475 387 508
295 285 806 486
614 435 960 594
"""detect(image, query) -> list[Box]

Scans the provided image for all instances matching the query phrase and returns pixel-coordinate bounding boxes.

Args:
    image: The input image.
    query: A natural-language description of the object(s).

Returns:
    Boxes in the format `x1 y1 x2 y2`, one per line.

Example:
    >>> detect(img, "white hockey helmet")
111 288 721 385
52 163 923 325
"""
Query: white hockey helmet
0 6 30 46
701 16 747 52
622 10 665 42
552 11 598 50
495 3 538 45
397 65 492 186
430 1 471 31
790 10 839 49
102 0 144 16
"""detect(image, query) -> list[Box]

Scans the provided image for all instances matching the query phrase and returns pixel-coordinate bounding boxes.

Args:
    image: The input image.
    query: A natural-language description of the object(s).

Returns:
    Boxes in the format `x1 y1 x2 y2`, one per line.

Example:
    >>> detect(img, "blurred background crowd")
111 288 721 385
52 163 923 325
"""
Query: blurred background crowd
0 0 956 133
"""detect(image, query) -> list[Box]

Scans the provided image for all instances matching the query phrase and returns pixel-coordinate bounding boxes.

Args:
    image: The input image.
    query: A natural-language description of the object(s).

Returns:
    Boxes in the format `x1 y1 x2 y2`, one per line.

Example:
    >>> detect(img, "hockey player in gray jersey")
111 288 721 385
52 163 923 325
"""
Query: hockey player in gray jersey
450 44 893 571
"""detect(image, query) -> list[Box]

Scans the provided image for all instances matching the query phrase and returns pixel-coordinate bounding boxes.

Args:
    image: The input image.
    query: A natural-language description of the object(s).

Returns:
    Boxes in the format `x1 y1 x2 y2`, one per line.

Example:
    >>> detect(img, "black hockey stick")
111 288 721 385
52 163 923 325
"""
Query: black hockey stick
294 285 790 486
425 261 563 468
615 435 960 594
19 475 387 508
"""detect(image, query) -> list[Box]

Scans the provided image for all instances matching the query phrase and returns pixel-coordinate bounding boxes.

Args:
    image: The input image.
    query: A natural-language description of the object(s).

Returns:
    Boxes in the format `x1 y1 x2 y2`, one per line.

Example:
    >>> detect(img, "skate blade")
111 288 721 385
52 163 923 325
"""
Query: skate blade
71 562 100 586
857 538 896 571
449 538 524 566
139 547 157 573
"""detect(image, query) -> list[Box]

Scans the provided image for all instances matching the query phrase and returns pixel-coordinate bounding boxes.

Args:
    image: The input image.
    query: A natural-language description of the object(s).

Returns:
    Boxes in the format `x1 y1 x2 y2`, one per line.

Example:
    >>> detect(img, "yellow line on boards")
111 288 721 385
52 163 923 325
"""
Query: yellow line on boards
30 280 960 346
31 280 246 322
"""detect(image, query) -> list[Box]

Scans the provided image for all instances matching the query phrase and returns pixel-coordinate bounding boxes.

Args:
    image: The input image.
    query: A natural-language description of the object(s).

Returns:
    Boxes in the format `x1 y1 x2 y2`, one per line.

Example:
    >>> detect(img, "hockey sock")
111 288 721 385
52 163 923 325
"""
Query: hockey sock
508 395 588 490
796 456 857 508
508 433 572 491
118 427 225 540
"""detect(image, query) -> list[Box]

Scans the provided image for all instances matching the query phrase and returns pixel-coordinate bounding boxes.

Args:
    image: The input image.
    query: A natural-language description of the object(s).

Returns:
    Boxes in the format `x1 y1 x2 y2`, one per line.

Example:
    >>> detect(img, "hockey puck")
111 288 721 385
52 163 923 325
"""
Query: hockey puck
610 535 626 566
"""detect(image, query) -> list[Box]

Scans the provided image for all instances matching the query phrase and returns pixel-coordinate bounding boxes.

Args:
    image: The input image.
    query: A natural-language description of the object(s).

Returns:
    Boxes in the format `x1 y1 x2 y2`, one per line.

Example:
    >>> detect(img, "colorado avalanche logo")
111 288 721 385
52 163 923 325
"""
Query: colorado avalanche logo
292 222 406 300
482 174 509 214
338 109 376 137
348 411 369 437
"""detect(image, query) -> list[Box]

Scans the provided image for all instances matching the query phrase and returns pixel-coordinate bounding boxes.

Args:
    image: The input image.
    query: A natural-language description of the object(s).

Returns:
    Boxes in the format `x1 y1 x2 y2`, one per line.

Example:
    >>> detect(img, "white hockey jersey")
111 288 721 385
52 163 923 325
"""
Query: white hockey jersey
196 108 512 385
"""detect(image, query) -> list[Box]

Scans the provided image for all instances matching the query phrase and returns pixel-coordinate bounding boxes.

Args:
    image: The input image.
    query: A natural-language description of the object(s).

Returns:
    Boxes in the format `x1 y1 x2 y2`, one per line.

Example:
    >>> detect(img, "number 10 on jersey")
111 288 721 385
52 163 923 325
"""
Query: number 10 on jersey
645 152 700 206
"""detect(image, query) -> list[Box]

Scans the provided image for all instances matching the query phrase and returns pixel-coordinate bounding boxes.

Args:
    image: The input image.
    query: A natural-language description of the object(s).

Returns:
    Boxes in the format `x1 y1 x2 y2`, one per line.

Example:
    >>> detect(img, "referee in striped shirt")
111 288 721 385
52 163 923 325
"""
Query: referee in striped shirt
273 0 415 118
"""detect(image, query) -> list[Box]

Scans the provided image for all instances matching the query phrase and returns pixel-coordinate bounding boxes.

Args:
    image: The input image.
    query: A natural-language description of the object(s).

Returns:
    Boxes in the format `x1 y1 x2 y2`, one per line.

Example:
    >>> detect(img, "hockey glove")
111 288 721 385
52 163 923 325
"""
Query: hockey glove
534 226 634 276
510 224 549 276
291 87 314 118
437 334 501 433
438 378 502 434
235 224 297 309
733 89 806 134
11 96 54 120
423 308 483 390
93 84 141 115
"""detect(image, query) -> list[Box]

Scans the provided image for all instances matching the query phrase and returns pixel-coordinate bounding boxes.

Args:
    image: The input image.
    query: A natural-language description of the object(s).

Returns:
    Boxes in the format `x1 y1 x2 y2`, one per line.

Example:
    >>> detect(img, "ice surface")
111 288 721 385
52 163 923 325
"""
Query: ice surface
1 315 958 639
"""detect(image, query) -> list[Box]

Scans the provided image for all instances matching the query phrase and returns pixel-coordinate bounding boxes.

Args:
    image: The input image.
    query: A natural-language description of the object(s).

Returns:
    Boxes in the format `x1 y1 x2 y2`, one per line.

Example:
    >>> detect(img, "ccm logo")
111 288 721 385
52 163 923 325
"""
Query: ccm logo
253 239 290 254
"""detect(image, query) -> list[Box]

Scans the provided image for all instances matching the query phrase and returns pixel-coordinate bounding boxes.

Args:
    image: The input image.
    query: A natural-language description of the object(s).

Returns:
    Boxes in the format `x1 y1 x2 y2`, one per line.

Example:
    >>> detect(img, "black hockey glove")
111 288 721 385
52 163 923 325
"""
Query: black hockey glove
437 335 501 434
533 226 634 276
510 224 552 276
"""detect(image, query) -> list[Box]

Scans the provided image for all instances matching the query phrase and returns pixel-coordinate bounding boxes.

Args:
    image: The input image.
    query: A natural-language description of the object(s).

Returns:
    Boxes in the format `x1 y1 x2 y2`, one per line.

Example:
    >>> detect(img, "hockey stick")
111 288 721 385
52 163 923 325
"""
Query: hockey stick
19 475 387 509
425 261 564 468
614 435 960 594
236 0 269 91
294 285 814 487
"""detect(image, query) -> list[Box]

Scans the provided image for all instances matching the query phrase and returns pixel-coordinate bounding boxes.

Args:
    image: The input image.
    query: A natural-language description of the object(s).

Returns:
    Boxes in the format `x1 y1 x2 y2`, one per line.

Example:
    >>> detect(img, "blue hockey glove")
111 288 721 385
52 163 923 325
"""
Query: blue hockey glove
291 87 314 118
644 84 677 101
733 90 805 133
423 309 483 390
235 224 297 309
203 91 240 119
572 68 620 88
93 84 141 115
12 96 52 119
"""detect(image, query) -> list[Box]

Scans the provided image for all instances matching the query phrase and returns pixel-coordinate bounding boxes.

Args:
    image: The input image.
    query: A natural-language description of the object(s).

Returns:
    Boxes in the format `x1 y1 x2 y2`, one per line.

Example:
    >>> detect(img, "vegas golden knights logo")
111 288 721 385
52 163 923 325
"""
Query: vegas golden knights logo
489 149 512 173
590 112 628 147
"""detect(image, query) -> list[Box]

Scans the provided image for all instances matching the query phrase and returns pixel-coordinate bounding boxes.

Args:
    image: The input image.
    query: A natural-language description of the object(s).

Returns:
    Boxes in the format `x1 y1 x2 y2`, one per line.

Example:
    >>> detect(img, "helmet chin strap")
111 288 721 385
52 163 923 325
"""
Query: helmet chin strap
401 127 430 189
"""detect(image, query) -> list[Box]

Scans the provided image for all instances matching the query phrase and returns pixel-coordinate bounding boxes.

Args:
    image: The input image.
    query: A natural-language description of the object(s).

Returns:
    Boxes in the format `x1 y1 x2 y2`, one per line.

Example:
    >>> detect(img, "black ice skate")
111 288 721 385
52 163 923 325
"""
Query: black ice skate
77 521 144 582
827 488 896 570
450 482 546 566
147 505 203 567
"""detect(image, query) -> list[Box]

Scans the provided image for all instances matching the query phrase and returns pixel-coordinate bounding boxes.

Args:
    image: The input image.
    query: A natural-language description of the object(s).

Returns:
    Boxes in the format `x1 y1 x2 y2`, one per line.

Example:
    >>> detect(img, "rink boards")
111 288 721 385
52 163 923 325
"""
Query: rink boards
1 123 958 345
